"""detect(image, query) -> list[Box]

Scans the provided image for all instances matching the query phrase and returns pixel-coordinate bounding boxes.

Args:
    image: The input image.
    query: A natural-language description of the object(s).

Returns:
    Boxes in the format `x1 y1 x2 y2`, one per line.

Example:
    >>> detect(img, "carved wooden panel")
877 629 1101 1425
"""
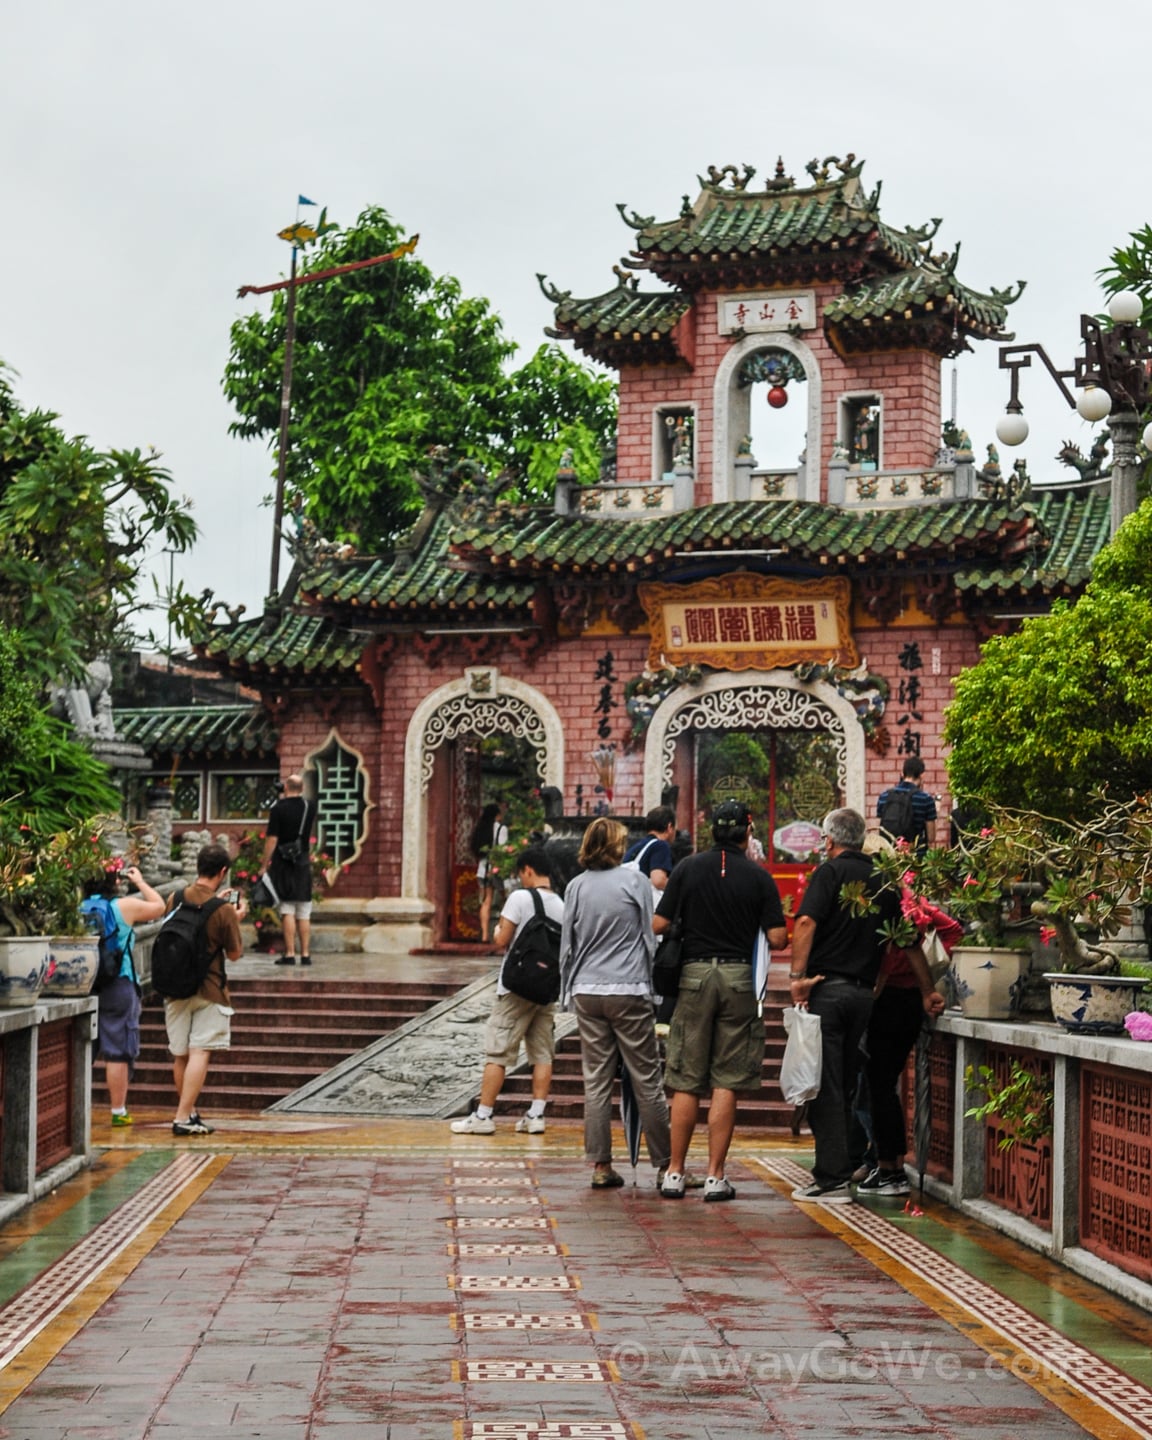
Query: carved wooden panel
35 1019 72 1175
1081 1062 1152 1283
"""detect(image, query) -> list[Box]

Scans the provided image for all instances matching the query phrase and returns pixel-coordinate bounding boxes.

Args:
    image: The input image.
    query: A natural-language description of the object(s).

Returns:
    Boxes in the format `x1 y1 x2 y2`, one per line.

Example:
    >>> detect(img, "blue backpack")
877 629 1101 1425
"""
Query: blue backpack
80 896 132 992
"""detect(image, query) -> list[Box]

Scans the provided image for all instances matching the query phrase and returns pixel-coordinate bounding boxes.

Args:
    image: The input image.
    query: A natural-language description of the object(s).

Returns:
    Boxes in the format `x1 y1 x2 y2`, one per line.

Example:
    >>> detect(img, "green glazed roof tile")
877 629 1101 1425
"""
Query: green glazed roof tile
449 497 1044 574
115 706 278 761
199 610 369 675
953 487 1111 594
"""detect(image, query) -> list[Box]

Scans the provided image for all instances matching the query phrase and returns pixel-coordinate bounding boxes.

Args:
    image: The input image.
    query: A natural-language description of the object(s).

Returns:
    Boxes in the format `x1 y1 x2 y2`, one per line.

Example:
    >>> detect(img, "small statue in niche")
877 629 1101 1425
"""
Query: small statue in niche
850 403 879 469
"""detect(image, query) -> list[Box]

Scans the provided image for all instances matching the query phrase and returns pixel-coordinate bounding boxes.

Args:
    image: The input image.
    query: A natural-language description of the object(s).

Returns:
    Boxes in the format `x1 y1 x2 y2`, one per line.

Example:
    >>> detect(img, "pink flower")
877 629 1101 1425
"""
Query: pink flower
980 827 995 838
1040 926 1057 945
962 875 980 888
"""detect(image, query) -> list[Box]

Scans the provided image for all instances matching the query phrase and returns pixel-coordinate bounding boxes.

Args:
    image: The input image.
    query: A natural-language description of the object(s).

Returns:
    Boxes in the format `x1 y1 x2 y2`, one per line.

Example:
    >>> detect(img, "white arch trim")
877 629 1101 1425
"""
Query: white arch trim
642 668 865 816
400 668 566 899
711 330 822 503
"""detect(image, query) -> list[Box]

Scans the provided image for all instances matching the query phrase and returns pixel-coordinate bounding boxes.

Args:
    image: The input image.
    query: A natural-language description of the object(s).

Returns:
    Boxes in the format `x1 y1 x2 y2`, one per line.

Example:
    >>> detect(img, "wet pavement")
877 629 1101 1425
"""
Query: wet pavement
4 1107 1152 1439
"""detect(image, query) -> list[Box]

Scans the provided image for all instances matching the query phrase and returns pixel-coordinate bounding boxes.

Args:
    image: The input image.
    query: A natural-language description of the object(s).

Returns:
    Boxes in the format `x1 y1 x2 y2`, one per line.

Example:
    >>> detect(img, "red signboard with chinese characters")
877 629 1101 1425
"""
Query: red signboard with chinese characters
639 574 857 673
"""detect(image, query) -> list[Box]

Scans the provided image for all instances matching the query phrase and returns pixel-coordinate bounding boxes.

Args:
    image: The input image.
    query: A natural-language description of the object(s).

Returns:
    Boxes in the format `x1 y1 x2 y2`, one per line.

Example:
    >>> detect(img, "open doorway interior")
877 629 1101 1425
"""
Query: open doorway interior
448 733 545 941
694 727 841 917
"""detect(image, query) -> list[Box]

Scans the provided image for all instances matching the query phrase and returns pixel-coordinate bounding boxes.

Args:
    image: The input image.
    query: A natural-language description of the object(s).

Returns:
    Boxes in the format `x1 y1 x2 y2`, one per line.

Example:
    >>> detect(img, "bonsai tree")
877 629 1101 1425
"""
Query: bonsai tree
869 797 1152 975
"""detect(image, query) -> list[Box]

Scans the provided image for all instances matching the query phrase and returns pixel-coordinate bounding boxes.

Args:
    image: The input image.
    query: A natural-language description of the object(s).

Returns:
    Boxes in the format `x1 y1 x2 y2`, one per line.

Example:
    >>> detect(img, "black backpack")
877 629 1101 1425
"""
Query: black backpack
879 786 919 844
80 896 131 992
151 893 227 999
500 889 562 1005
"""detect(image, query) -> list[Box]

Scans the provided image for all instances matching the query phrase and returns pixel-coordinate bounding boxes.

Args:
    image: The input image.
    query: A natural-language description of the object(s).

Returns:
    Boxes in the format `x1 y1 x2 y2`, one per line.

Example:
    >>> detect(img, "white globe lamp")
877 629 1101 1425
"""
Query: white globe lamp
995 411 1030 446
1076 383 1113 422
1143 420 1152 450
1108 291 1144 325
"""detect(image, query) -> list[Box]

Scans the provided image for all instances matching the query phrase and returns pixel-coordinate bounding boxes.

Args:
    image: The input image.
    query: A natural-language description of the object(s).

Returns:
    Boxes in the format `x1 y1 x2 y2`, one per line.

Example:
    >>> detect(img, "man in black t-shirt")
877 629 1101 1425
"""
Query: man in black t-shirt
654 801 787 1202
789 807 906 1202
261 774 317 967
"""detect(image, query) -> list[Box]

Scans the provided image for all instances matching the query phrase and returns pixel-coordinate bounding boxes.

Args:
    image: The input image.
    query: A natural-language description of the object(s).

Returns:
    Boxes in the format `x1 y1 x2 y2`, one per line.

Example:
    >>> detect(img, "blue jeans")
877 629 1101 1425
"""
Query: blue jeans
807 979 874 1187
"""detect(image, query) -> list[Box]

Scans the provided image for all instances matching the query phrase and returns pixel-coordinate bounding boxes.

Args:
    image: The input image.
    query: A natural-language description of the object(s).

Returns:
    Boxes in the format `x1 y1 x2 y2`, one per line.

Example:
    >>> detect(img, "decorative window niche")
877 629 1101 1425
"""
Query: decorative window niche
841 393 882 470
653 405 695 481
306 730 372 873
209 771 280 822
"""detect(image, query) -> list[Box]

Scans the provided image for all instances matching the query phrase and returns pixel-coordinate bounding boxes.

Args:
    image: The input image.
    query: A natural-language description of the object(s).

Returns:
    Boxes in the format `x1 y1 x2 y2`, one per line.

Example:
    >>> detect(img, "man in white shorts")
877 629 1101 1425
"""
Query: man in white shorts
451 846 563 1135
163 844 246 1136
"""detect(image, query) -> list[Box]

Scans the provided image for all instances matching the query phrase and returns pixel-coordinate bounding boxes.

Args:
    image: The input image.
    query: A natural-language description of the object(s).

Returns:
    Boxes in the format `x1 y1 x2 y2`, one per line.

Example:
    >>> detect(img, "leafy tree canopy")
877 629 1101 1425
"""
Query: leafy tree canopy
0 626 120 831
0 363 197 685
945 500 1152 815
223 207 617 551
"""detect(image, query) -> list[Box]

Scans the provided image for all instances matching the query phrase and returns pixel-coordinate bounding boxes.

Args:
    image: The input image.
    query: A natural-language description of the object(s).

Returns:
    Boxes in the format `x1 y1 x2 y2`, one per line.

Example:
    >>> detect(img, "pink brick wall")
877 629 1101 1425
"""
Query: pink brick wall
615 282 943 502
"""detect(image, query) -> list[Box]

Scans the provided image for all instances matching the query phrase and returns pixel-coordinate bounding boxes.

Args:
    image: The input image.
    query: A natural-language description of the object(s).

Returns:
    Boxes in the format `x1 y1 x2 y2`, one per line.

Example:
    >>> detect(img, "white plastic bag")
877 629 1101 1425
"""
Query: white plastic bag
780 1006 823 1105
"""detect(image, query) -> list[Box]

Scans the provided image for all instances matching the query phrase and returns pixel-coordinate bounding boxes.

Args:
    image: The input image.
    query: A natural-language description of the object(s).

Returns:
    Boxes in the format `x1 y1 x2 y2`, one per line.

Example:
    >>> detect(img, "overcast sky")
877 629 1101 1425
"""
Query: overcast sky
5 0 1150 639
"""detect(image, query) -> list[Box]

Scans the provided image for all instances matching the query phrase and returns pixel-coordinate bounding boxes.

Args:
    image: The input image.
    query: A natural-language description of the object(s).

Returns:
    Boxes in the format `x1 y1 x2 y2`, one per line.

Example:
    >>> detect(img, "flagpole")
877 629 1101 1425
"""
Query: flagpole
269 241 298 599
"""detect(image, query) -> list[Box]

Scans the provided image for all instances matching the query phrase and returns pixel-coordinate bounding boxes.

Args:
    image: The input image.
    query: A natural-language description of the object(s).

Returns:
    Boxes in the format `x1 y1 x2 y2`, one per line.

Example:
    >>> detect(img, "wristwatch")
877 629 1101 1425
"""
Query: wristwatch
789 972 806 980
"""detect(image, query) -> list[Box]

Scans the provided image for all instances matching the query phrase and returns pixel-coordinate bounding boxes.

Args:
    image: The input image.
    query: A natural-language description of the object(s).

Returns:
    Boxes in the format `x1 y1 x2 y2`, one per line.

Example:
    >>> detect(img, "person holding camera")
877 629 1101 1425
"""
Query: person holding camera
261 774 316 966
163 844 247 1136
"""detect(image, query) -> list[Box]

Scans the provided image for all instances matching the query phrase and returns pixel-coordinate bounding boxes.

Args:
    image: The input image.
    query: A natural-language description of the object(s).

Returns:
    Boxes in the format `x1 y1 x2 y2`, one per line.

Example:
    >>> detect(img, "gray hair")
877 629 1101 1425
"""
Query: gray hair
822 808 867 849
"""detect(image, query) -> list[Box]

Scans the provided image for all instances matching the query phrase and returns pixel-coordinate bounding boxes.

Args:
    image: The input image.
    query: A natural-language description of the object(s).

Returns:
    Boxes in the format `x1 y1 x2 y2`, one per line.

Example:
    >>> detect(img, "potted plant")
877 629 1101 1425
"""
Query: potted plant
874 797 1152 1029
0 817 115 1005
868 827 1036 1019
964 1057 1054 1224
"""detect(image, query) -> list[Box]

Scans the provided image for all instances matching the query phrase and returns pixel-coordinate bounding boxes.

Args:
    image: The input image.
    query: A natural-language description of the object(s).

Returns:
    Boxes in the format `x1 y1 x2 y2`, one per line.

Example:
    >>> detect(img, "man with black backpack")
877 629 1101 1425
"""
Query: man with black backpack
450 846 563 1136
876 756 937 851
158 844 246 1137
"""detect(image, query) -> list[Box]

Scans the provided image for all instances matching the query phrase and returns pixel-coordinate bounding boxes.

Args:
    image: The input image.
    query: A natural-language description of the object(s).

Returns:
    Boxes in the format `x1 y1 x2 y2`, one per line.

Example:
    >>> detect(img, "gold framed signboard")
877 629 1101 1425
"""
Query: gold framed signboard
639 574 858 673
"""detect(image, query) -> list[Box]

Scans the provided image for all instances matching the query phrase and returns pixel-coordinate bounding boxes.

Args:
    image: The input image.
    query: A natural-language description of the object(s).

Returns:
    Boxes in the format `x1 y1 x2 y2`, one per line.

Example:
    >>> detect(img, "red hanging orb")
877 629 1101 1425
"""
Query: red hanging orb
767 385 789 409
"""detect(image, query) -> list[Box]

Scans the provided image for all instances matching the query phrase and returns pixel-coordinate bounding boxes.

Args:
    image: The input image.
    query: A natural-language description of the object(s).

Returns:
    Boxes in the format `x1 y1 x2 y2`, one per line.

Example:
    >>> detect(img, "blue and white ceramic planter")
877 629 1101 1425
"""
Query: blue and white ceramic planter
43 936 100 998
948 946 1028 1020
0 937 50 1007
1043 973 1149 1035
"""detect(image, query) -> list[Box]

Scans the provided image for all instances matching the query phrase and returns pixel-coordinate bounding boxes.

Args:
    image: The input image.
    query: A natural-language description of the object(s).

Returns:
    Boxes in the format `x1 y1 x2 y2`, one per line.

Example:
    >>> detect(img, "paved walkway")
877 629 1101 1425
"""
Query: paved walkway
4 1109 1152 1439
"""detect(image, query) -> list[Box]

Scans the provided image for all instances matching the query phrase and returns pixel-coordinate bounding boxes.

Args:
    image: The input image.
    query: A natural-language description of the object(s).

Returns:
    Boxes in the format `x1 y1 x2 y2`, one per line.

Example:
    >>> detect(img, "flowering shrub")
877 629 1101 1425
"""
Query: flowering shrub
863 796 1152 973
0 816 119 936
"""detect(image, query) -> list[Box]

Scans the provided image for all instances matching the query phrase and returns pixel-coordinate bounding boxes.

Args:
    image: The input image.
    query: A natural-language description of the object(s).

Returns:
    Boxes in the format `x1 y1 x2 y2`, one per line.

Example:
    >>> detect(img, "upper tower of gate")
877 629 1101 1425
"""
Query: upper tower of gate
541 153 1023 508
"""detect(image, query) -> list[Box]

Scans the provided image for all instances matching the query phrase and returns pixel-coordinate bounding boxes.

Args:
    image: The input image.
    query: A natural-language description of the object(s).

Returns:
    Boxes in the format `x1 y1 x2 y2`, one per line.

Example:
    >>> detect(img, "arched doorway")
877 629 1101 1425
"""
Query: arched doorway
643 670 865 913
401 668 565 941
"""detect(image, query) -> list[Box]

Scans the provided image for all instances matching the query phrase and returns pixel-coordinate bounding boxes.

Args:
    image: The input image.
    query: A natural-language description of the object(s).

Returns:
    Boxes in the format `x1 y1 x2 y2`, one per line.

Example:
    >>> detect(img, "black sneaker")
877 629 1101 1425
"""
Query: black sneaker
188 1112 215 1134
172 1118 211 1137
791 1179 854 1203
300 956 312 967
274 956 295 966
857 1167 910 1196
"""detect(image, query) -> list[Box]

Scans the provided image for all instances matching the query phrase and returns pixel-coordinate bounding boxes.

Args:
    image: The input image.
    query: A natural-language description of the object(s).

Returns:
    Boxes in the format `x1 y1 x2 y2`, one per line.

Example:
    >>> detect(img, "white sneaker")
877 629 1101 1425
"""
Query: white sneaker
450 1112 495 1134
515 1114 546 1134
660 1170 686 1198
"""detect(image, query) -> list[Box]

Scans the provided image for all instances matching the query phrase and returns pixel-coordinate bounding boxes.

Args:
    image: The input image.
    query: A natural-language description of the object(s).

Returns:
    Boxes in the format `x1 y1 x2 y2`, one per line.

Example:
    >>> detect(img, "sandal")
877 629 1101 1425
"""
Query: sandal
590 1167 625 1189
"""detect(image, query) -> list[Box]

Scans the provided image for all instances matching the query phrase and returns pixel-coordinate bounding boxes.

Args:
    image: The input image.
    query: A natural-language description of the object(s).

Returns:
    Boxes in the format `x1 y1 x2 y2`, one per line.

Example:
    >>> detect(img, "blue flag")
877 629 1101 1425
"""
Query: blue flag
298 194 318 207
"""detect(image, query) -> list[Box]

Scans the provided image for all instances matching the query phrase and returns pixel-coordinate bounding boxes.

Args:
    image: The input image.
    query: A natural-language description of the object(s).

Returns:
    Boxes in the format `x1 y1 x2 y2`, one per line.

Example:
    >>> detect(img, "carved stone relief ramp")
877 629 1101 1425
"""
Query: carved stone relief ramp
267 972 578 1118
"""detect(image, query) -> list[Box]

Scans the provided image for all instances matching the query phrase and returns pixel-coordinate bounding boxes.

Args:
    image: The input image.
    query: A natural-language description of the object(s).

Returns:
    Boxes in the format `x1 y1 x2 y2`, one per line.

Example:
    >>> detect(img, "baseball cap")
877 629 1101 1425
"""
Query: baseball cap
712 799 752 836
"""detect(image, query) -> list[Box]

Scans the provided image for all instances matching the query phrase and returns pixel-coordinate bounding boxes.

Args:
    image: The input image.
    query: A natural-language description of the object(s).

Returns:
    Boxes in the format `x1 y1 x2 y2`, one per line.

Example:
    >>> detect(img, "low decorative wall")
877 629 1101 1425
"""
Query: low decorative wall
0 997 97 1227
920 1015 1152 1311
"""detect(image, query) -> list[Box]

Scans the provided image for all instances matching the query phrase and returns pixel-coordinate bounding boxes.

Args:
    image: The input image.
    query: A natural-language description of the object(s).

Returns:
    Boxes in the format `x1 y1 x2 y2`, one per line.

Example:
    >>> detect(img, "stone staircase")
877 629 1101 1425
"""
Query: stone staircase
94 974 800 1131
497 984 797 1130
93 977 460 1113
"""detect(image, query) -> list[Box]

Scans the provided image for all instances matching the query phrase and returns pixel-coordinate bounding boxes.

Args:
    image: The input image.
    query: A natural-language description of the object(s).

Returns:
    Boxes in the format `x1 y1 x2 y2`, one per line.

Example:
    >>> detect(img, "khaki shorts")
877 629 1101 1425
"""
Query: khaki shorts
664 962 763 1095
278 900 313 919
165 996 233 1054
484 992 556 1069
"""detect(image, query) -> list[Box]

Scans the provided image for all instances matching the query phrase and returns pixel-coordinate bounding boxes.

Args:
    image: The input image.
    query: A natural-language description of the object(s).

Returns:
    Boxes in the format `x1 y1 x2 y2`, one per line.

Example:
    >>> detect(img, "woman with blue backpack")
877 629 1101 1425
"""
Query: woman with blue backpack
81 863 166 1127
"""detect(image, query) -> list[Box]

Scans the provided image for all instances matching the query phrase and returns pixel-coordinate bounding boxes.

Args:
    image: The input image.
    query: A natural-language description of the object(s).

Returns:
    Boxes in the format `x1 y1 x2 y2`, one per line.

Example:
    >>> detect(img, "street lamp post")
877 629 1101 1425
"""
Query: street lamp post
995 291 1152 536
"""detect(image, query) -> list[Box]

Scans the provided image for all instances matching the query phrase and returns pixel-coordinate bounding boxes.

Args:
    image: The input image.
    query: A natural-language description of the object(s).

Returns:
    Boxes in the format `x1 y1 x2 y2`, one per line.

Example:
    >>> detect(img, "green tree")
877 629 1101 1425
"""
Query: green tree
945 501 1152 816
0 627 120 831
223 207 617 549
0 364 197 685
